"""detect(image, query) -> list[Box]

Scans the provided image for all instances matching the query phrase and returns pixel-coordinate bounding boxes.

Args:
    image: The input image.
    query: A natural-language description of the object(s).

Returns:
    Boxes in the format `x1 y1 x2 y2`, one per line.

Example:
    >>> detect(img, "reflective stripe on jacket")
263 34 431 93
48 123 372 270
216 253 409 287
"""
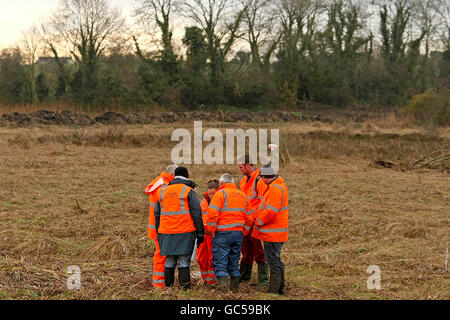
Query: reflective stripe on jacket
146 171 174 240
157 183 196 234
206 183 250 235
252 176 289 242
239 168 267 232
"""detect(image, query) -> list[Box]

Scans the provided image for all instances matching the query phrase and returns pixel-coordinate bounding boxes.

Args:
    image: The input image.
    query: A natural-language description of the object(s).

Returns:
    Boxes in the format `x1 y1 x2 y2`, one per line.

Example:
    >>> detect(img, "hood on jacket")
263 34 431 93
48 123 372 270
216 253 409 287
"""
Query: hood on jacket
145 171 175 195
169 178 197 189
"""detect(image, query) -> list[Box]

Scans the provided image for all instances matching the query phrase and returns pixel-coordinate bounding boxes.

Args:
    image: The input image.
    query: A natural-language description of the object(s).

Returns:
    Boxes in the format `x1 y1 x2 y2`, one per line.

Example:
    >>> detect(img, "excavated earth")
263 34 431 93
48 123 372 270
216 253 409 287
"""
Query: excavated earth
0 107 386 127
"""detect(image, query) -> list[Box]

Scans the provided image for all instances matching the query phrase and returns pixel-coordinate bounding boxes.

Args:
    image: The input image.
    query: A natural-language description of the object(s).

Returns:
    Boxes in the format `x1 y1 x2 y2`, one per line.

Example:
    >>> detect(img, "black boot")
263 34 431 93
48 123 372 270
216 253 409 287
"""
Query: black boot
257 263 268 287
230 277 240 292
278 271 285 295
268 272 282 294
217 276 228 293
239 262 252 283
164 267 175 288
178 267 191 290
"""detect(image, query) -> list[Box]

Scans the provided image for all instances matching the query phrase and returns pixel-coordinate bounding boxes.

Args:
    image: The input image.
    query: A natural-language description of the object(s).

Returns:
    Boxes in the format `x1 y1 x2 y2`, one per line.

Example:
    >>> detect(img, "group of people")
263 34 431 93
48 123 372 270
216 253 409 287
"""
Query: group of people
144 156 289 294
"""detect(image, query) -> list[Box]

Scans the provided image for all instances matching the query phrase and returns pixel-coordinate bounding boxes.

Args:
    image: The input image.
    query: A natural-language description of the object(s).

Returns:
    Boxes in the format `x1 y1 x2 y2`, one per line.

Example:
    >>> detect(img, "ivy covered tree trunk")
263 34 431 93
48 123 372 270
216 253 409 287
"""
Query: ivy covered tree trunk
35 73 49 102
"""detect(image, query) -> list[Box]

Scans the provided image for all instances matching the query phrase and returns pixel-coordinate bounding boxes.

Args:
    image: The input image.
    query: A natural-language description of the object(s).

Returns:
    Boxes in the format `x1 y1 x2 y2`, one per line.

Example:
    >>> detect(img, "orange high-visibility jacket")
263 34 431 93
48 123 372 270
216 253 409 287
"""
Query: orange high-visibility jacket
252 176 289 243
156 183 196 234
240 168 268 232
146 171 174 240
206 183 250 236
201 197 209 225
201 195 215 236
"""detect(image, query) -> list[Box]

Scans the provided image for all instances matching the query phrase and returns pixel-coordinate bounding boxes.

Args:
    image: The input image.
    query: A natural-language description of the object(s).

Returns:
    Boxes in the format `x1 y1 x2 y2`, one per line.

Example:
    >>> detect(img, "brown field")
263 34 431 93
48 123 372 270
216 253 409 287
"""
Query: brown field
0 118 449 300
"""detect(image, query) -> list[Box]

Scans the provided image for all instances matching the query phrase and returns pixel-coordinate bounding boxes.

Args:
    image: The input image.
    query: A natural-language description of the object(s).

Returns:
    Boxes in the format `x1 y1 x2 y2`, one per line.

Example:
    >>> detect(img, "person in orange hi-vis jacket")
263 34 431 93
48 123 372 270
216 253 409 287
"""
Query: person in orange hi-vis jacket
205 173 251 293
144 164 178 288
154 167 205 290
196 179 220 285
251 164 289 295
237 155 269 287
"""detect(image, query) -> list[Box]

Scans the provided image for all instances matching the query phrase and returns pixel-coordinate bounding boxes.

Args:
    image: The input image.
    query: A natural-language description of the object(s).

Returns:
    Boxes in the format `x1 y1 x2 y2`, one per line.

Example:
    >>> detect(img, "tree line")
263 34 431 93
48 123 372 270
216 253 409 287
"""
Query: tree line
0 0 449 111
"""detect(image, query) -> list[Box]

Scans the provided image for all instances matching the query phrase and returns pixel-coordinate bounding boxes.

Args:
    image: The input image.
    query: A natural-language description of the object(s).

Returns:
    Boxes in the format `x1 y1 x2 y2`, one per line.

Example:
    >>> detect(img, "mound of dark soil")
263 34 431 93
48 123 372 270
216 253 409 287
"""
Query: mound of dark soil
1 110 309 127
2 110 92 126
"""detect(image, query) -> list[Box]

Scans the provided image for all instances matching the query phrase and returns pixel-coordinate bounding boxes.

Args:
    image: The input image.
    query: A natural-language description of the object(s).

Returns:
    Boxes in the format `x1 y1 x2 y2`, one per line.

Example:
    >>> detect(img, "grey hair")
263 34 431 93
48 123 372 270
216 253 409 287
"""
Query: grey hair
166 164 179 175
219 173 234 184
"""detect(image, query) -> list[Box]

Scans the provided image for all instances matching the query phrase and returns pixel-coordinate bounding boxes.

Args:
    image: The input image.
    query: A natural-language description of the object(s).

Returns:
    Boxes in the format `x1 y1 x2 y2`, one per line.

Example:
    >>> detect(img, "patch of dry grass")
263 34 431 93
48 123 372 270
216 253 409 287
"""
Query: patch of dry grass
82 236 130 260
0 121 448 300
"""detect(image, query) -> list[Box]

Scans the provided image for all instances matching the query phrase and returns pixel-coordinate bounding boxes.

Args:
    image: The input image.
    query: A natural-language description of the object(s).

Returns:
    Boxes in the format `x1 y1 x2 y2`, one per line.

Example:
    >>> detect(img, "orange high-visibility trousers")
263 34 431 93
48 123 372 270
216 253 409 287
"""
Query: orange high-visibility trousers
152 240 166 288
196 233 216 284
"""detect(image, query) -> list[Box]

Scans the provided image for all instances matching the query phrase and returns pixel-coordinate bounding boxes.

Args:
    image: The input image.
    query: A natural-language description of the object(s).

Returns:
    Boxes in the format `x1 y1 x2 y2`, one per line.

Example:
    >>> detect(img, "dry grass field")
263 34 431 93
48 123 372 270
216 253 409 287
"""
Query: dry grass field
0 118 449 300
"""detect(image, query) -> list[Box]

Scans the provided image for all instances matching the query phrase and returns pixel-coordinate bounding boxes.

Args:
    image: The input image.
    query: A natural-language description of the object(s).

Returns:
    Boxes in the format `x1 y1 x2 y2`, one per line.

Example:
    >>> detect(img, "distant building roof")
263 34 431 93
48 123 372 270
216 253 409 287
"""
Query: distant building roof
36 57 74 65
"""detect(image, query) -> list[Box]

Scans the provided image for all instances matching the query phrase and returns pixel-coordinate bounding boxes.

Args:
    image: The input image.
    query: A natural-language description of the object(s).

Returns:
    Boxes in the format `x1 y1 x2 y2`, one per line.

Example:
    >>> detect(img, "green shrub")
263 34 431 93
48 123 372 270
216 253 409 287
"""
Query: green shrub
401 90 450 127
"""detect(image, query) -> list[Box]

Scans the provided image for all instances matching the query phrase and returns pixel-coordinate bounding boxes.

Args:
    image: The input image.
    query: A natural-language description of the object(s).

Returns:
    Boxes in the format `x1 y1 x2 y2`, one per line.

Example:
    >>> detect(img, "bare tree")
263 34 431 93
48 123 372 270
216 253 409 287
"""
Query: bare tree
241 0 281 68
412 0 441 56
43 0 125 103
134 0 178 70
376 0 417 62
180 0 248 86
275 0 322 78
271 0 323 103
277 0 322 57
21 24 43 103
326 0 369 60
436 0 449 51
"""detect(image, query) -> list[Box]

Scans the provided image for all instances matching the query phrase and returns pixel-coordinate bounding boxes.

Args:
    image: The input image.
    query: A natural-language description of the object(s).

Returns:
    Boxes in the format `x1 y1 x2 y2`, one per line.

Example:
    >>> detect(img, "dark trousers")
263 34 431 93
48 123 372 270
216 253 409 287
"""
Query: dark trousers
264 242 284 274
212 231 244 278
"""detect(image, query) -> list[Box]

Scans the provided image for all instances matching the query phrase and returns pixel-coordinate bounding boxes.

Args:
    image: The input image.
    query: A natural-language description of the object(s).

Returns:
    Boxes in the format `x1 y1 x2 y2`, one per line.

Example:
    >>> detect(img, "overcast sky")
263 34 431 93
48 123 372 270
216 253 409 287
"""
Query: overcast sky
0 0 134 48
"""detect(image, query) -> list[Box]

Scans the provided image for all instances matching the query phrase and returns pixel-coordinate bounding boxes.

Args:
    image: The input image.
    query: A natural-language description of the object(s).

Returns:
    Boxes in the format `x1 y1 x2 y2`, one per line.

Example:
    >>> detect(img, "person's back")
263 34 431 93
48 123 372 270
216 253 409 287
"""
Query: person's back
252 176 289 243
252 164 289 295
209 186 248 232
155 167 204 290
144 165 178 288
206 173 250 293
158 183 195 233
